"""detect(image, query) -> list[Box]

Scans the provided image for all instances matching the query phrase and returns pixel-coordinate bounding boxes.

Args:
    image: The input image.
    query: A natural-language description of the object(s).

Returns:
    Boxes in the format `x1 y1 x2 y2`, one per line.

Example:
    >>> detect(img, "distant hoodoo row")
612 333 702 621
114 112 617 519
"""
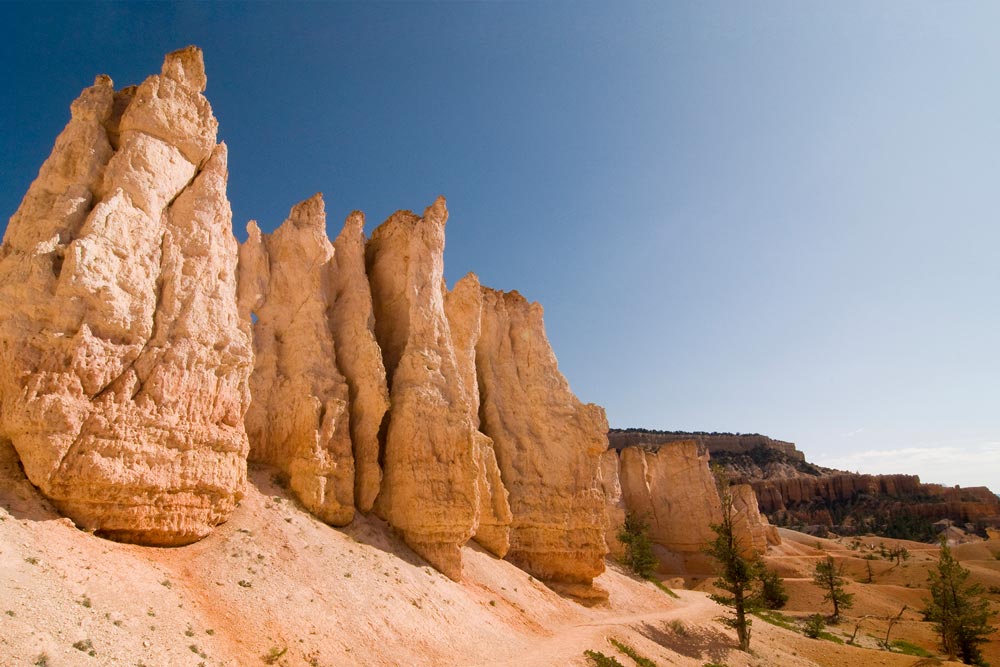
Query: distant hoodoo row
0 47 773 597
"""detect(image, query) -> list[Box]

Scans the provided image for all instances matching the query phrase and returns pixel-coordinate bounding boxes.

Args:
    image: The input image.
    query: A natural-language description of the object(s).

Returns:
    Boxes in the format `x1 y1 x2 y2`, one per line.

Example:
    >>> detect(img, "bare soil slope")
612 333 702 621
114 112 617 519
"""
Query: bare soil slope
2 440 997 667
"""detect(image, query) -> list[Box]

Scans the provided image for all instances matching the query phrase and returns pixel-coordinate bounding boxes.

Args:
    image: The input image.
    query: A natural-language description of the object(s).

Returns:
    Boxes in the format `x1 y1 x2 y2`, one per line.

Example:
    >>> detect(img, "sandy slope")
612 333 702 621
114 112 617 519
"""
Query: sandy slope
2 438 997 667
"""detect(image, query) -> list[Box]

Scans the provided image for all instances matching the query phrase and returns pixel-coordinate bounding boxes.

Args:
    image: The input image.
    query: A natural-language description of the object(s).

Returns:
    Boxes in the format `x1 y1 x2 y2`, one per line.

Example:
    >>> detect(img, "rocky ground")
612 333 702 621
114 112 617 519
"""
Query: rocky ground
2 436 998 667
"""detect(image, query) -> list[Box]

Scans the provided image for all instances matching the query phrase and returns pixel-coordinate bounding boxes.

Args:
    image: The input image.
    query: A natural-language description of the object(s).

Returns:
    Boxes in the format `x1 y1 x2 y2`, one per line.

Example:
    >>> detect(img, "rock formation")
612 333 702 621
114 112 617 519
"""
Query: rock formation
731 483 780 554
329 211 389 514
237 194 356 525
365 198 479 580
5 46 804 592
618 442 722 556
476 288 608 599
609 429 804 462
444 273 512 558
0 47 252 545
599 449 627 558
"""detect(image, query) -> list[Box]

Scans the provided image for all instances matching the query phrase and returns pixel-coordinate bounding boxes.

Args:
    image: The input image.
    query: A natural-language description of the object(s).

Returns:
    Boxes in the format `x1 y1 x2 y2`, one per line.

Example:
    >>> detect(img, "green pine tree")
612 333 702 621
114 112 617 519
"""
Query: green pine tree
705 475 763 652
923 540 994 665
812 556 854 622
618 512 658 579
759 567 788 609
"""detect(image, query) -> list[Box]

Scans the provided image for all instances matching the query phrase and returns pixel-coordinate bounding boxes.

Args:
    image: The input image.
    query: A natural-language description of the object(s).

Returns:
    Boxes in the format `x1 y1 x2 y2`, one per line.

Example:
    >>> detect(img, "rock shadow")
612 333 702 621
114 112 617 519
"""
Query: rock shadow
0 438 62 522
637 618 733 663
245 462 428 570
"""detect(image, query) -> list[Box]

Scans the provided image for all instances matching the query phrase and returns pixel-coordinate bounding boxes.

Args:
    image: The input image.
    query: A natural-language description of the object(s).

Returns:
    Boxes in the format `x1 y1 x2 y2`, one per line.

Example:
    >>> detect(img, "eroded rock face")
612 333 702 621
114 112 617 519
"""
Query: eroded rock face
598 449 627 558
444 273 512 558
618 442 722 556
476 288 608 596
365 198 478 580
237 194 355 525
731 483 779 555
0 47 252 545
329 211 389 514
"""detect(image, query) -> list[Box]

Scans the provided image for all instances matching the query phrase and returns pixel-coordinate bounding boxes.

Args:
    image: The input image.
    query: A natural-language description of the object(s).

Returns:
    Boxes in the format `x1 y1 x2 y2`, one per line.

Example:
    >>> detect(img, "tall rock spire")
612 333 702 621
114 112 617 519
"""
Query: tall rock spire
0 47 253 545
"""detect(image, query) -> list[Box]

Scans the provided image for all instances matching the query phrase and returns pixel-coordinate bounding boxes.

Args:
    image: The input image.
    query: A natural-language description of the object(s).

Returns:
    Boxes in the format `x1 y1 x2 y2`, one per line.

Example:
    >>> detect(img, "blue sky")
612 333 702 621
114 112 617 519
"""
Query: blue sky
2 2 998 489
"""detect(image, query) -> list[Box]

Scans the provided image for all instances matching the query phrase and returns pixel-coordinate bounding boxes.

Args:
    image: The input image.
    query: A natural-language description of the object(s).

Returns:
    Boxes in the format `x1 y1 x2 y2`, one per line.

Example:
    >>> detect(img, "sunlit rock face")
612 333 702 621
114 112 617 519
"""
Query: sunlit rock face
365 198 480 581
731 483 780 554
0 47 253 545
476 288 609 601
328 210 389 515
598 449 627 558
444 273 512 559
237 194 357 525
618 442 722 571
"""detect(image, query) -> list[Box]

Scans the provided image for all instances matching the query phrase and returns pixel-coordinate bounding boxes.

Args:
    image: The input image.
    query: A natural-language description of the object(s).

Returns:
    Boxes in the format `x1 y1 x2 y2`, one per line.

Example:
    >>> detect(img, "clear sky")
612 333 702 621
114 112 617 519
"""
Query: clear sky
2 2 997 490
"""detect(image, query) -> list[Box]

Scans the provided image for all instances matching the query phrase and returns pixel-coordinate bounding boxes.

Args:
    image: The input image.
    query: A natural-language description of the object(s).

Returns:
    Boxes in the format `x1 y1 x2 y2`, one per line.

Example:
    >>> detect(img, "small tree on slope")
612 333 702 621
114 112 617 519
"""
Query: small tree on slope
812 556 854 622
705 474 763 652
923 539 994 665
618 511 658 579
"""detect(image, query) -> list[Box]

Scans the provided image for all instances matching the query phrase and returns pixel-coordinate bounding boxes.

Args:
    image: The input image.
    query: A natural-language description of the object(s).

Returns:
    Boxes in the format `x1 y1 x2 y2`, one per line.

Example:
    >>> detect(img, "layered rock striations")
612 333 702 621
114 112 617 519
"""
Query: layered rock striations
609 429 805 462
476 288 609 596
365 199 480 580
0 47 252 545
237 194 357 525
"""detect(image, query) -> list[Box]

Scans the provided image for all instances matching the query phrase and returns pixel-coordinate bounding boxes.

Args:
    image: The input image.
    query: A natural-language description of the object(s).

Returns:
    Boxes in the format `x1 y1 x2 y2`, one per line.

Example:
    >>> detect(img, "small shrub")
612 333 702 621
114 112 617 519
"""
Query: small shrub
185 624 195 637
34 654 50 667
72 638 96 656
189 644 207 658
667 619 688 636
78 595 92 608
609 638 657 667
5 610 15 617
24 556 39 565
803 614 825 639
237 580 252 588
263 646 288 664
584 650 626 667
159 579 172 589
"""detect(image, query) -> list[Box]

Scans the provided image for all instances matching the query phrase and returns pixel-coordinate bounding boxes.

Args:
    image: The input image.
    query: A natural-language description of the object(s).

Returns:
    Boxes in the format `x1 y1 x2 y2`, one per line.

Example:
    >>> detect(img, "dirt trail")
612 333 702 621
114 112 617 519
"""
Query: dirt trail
482 591 718 667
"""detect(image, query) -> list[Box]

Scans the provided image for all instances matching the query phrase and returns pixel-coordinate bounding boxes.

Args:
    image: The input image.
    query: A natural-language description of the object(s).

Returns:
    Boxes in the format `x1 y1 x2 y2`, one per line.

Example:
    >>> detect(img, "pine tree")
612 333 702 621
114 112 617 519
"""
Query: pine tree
705 476 763 651
760 567 788 609
618 512 658 579
812 556 854 621
923 540 994 665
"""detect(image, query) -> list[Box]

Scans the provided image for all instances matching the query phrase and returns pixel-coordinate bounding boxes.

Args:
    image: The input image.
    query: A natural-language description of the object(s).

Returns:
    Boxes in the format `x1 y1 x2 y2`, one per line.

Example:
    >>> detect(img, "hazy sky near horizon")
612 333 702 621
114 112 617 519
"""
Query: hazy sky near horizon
2 2 997 490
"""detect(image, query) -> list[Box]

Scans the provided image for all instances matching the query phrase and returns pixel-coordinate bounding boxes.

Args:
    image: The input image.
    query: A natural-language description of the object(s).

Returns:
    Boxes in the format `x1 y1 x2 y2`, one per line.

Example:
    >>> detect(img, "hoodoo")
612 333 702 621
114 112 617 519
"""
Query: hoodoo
0 47 253 545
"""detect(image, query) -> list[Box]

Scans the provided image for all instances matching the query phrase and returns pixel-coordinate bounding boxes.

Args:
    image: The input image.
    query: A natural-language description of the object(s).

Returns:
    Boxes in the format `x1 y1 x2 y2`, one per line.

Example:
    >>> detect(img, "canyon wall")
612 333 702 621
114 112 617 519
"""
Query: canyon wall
609 429 804 462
